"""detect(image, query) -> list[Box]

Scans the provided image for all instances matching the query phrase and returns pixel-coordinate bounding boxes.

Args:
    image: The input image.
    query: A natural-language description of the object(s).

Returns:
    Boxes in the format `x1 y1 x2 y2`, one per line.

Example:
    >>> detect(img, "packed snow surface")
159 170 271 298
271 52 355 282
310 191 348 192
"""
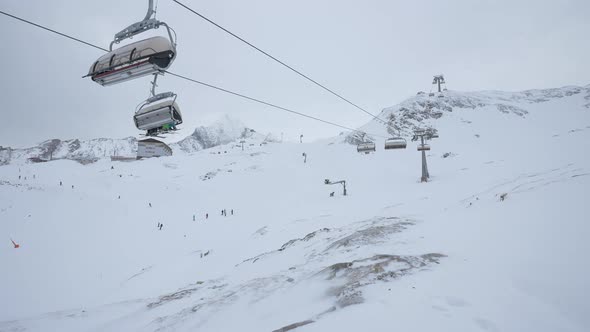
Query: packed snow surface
1 86 589 331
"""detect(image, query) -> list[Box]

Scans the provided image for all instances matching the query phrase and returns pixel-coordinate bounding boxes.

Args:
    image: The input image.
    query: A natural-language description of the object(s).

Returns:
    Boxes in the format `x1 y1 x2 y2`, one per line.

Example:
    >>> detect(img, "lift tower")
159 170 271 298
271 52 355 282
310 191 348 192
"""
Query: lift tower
432 75 446 93
412 129 432 182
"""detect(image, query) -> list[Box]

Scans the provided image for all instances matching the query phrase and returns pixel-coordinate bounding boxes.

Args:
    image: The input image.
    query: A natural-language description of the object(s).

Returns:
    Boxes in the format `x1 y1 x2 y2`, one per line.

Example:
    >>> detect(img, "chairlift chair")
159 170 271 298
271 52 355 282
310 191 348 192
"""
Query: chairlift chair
88 37 176 86
428 92 435 97
384 137 407 150
438 93 444 98
417 144 431 151
86 0 177 86
357 142 376 153
134 92 182 136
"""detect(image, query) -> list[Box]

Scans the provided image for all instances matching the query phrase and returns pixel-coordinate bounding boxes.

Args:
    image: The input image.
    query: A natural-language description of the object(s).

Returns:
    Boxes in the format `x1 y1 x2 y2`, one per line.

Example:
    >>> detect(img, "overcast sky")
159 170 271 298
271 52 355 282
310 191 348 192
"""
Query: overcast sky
1 0 589 148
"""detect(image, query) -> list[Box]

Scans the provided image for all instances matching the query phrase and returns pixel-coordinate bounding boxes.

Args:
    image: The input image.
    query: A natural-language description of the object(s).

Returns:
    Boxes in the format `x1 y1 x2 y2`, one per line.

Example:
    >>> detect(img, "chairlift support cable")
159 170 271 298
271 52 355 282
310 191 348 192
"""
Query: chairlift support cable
0 9 107 52
172 0 394 128
0 9 386 140
165 71 386 138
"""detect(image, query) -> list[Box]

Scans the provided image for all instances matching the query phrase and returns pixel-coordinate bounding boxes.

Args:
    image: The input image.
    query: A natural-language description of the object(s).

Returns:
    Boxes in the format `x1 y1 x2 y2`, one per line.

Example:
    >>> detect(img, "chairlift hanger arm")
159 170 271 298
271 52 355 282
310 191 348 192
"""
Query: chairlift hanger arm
110 0 177 51
144 0 155 21
113 0 155 42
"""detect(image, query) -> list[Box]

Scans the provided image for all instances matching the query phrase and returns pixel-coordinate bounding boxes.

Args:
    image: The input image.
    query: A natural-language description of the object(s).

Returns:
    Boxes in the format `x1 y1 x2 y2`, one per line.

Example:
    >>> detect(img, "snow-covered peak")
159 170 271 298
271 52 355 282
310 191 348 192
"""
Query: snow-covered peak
349 85 590 144
173 115 266 153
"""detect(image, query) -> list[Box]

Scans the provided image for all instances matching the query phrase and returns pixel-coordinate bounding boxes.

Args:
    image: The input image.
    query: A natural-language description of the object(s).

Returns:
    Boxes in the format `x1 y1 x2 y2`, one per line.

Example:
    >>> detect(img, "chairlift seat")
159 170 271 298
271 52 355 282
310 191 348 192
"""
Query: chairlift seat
414 129 426 135
357 142 376 153
417 144 431 151
88 36 175 86
428 93 435 97
134 96 182 133
384 137 407 150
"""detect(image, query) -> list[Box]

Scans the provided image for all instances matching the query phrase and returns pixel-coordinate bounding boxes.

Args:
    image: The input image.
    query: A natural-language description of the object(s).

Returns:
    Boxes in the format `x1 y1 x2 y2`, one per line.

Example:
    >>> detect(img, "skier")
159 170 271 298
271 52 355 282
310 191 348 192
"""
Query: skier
59 181 62 186
206 213 208 219
159 223 163 230
72 185 74 189
193 214 196 221
231 209 234 215
149 203 152 207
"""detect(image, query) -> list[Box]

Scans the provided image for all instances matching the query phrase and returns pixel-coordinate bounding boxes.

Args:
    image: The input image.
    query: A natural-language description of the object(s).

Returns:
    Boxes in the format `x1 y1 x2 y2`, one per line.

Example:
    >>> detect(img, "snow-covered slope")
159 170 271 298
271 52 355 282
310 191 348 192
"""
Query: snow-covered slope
1 85 589 332
172 115 275 153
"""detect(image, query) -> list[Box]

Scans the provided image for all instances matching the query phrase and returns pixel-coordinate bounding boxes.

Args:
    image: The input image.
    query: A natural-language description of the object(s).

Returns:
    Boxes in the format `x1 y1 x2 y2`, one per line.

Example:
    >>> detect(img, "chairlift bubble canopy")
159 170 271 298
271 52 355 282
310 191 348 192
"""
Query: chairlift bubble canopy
384 137 407 150
357 142 376 153
134 92 182 135
86 0 177 86
417 144 431 151
88 36 176 86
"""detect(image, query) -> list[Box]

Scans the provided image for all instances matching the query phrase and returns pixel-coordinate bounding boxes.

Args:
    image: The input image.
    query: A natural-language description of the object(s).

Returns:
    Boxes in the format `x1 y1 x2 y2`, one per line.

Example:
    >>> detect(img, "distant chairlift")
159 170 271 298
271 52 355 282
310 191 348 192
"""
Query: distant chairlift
357 142 376 154
430 74 447 98
86 0 177 86
417 144 431 151
384 137 407 150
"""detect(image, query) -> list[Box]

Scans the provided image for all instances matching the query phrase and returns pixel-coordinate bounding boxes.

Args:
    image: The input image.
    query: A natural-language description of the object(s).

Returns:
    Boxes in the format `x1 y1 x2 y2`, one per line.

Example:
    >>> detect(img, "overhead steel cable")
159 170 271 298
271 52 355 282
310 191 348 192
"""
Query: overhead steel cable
165 71 386 137
0 9 108 52
171 0 391 126
0 9 386 139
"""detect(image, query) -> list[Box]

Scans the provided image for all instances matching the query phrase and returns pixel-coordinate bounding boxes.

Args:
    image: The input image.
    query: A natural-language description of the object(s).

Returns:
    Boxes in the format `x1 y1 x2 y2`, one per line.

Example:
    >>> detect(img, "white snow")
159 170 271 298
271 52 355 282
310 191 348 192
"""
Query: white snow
1 86 589 331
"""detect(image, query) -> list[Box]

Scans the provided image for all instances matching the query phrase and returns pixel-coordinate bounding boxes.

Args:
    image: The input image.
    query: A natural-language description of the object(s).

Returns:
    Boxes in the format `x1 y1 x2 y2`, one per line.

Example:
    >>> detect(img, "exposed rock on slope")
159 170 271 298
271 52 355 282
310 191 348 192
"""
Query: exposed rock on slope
350 85 590 143
3 137 137 165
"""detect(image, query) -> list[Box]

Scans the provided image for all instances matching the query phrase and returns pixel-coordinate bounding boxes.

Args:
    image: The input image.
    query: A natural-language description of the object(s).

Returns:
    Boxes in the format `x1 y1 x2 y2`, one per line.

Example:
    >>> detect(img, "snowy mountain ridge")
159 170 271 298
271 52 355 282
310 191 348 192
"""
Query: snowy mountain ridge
348 84 590 144
173 115 276 154
0 115 272 165
2 86 588 165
